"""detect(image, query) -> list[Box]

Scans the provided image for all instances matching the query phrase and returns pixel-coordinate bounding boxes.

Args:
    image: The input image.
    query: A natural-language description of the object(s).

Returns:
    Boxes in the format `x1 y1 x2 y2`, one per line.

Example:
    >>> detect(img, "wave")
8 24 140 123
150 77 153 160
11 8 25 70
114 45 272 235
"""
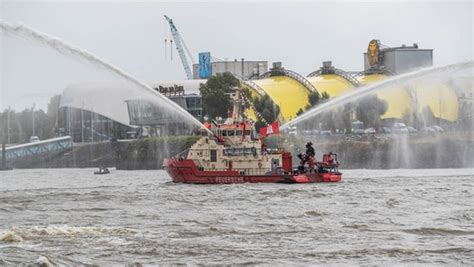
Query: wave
305 246 473 259
0 225 137 242
345 168 474 179
34 255 57 267
343 223 369 230
0 230 24 242
402 227 474 236
305 210 326 217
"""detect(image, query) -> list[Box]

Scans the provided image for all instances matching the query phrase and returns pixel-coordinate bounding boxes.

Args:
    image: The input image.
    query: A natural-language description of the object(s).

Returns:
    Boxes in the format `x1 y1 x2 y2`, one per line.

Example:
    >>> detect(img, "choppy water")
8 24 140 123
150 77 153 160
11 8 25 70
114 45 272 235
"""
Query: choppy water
0 168 473 265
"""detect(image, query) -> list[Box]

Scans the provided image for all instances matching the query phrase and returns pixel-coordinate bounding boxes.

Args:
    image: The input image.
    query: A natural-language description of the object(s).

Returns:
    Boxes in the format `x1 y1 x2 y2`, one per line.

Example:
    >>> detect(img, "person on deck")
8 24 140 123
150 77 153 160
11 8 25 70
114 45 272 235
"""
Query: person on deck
305 142 315 169
298 141 316 171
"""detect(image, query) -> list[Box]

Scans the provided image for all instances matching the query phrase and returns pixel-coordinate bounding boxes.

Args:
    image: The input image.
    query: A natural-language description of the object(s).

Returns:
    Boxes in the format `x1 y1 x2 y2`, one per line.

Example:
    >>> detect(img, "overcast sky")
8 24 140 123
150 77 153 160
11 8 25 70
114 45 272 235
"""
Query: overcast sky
1 0 473 110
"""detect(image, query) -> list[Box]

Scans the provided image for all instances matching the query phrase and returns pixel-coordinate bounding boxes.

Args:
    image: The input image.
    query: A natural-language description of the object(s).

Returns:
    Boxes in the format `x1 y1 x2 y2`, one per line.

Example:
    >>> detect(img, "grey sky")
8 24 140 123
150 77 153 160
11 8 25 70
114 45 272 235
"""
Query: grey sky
1 1 472 110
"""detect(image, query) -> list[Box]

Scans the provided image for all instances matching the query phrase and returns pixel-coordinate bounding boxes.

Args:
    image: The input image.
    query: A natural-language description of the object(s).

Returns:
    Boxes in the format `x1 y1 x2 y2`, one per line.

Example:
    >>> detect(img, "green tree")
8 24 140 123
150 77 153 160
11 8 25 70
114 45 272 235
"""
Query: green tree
321 92 330 99
294 91 331 131
46 94 62 136
253 94 280 131
296 108 304 116
304 91 330 112
199 72 239 120
0 95 62 144
420 106 437 128
355 95 388 129
307 91 321 107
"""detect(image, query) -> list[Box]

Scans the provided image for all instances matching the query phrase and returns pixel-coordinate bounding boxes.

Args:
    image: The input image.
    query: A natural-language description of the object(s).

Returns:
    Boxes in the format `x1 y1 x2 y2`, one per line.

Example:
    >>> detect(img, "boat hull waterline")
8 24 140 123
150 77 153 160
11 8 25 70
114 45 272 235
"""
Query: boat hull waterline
164 158 341 184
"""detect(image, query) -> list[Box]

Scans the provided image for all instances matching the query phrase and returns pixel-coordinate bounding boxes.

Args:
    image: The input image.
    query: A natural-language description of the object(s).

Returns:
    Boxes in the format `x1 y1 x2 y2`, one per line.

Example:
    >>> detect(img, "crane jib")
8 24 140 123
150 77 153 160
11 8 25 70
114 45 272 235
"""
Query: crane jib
164 15 194 80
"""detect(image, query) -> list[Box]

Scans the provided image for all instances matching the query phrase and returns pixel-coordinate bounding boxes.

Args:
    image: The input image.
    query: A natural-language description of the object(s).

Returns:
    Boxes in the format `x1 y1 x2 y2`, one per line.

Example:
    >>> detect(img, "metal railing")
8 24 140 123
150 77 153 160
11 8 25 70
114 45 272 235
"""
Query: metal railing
1 136 73 161
257 69 319 94
307 68 361 87
232 73 266 96
284 69 319 93
334 69 361 86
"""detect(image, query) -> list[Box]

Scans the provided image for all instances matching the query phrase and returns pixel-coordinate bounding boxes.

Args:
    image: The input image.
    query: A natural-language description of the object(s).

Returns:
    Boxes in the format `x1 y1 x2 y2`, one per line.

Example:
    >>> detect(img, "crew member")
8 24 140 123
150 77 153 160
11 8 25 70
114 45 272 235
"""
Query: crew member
305 141 315 169
305 141 315 158
261 143 268 155
298 141 316 171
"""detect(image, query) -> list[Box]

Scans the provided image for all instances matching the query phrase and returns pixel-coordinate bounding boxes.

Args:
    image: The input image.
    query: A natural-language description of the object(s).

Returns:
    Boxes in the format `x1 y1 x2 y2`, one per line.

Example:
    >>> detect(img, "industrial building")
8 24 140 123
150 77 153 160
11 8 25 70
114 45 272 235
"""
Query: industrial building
192 59 268 80
240 40 459 124
363 41 433 74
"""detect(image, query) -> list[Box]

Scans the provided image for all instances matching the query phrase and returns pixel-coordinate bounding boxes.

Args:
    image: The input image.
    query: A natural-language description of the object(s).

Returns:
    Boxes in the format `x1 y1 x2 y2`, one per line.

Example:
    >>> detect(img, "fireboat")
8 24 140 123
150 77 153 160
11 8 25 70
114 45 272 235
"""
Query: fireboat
163 88 342 184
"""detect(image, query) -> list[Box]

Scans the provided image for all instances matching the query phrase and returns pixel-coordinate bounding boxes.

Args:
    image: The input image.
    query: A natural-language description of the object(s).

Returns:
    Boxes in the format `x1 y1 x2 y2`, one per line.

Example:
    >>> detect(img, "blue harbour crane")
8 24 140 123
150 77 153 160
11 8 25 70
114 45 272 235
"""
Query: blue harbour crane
164 15 195 79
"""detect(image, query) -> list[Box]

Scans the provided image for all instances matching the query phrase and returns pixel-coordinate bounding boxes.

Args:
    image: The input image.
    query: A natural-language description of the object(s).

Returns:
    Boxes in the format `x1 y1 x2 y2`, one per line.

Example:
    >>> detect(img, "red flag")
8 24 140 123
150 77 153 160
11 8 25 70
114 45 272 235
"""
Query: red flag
203 122 212 129
259 121 279 137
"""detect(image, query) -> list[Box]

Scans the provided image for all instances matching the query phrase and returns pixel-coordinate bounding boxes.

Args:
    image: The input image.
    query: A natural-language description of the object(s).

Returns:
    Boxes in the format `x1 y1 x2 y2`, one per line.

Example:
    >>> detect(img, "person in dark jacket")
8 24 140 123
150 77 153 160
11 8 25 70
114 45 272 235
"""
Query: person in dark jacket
305 141 315 157
298 141 316 171
305 141 315 169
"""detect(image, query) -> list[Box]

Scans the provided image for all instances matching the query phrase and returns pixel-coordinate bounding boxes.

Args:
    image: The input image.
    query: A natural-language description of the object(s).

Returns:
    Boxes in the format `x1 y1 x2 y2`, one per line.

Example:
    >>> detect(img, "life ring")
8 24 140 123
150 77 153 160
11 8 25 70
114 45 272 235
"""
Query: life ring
258 162 262 168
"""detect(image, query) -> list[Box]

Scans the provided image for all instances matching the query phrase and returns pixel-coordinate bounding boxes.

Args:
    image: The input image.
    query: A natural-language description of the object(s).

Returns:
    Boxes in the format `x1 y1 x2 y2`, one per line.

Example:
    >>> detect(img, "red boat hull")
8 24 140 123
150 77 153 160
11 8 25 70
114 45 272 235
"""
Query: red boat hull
163 158 341 184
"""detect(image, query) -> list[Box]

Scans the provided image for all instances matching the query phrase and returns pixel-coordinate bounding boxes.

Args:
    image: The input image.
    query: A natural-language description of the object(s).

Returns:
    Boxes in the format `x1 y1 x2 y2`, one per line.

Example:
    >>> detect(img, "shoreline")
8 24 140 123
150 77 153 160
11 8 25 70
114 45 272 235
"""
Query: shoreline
3 132 473 169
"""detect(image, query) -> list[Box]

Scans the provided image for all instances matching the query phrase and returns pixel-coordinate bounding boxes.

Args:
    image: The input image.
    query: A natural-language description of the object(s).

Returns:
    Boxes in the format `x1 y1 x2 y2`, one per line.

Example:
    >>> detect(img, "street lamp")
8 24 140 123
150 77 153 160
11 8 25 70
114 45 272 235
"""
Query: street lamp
7 106 11 144
32 103 35 137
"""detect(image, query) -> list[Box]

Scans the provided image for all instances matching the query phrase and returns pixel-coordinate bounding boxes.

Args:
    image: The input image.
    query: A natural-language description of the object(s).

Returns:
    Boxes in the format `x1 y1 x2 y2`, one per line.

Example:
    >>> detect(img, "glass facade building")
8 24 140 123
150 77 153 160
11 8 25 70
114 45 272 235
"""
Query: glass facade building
63 92 203 142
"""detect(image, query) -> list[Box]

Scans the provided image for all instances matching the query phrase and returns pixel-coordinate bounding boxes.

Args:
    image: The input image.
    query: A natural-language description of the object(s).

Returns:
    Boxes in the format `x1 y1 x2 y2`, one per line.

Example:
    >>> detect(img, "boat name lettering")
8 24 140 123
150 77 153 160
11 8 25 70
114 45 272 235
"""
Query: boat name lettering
215 176 244 183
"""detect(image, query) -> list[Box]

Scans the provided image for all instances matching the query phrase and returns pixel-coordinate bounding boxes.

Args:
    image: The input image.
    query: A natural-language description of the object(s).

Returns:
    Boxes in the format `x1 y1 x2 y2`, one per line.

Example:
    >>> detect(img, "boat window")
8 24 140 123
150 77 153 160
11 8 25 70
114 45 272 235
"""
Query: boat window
245 130 251 136
210 150 217 162
224 147 258 156
222 131 228 136
228 130 235 136
236 130 242 136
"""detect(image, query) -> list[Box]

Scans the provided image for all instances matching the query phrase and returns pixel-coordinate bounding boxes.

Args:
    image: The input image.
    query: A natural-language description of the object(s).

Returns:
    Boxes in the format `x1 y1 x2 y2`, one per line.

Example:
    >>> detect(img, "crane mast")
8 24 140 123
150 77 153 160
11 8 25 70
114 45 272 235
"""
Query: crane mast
164 15 194 80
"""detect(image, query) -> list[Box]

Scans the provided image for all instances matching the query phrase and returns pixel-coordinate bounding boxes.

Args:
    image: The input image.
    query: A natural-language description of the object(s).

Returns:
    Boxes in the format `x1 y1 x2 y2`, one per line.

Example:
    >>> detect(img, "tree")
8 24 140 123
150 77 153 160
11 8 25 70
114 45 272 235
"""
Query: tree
199 72 239 120
321 91 330 100
420 106 437 128
295 91 332 131
304 91 330 112
46 94 62 135
307 91 321 107
296 108 304 116
253 94 280 131
0 95 63 144
355 95 388 129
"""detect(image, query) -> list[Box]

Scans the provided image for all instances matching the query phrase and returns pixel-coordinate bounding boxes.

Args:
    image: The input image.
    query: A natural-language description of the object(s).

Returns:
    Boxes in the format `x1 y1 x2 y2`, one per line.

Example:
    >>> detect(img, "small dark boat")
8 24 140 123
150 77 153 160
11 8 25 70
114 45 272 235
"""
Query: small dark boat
94 167 110 175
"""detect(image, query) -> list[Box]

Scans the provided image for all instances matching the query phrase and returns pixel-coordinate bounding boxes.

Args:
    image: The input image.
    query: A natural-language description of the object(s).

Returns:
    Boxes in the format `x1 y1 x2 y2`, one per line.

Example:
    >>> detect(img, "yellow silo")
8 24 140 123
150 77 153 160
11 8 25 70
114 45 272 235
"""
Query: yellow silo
253 76 310 122
357 74 413 119
307 74 354 98
412 83 459 122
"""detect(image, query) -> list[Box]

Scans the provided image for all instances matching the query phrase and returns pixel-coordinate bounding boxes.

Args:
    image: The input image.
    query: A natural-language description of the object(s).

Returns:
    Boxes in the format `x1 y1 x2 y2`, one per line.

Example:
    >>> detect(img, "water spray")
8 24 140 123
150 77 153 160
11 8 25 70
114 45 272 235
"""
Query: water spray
281 61 474 130
0 21 212 135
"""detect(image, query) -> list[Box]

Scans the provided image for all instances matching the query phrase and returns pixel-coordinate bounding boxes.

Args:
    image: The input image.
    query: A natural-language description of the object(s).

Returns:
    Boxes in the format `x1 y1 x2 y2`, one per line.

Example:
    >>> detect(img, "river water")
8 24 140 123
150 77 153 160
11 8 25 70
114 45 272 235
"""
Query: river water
0 168 473 265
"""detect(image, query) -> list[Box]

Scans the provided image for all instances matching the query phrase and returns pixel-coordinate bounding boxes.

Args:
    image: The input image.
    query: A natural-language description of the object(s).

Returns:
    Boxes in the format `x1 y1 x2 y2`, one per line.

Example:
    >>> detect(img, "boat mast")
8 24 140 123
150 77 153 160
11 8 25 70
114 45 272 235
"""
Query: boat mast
231 88 241 123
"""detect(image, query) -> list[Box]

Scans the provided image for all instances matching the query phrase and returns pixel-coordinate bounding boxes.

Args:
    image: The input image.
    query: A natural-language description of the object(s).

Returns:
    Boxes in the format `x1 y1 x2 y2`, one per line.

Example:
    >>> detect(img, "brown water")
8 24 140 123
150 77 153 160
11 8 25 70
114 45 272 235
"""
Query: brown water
1 168 473 265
